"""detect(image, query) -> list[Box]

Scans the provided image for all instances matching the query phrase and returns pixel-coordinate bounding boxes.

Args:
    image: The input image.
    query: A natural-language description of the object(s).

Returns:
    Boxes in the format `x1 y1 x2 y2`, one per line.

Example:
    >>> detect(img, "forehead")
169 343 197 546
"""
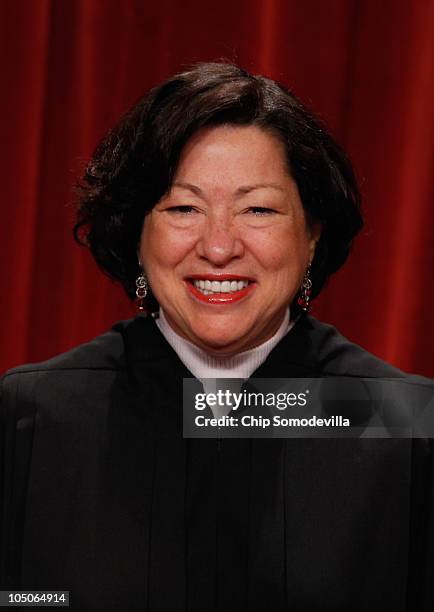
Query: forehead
173 124 291 186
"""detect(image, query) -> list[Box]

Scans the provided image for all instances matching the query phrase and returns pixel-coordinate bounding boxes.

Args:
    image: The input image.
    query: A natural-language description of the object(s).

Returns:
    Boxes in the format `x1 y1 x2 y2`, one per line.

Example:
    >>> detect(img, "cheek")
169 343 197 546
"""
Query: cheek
245 226 310 271
140 220 196 271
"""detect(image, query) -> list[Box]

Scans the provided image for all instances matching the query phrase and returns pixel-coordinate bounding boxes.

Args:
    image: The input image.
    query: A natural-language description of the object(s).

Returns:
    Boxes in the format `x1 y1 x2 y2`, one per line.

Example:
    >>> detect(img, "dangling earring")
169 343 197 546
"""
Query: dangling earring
297 265 312 312
135 273 148 311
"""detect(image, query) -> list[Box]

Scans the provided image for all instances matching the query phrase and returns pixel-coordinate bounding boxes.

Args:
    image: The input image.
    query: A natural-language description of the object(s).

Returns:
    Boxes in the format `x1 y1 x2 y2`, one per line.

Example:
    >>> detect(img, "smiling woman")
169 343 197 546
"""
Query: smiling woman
1 62 433 611
140 124 320 355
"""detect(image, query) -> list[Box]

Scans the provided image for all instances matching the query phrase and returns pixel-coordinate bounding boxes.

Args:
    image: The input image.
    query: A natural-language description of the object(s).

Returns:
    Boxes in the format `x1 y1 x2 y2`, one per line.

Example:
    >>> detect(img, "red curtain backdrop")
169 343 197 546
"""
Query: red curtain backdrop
1 0 433 377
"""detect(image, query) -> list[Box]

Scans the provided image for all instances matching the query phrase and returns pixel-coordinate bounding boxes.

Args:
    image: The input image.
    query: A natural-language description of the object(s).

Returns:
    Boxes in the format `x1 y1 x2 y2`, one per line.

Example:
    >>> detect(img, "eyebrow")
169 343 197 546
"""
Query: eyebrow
172 181 286 197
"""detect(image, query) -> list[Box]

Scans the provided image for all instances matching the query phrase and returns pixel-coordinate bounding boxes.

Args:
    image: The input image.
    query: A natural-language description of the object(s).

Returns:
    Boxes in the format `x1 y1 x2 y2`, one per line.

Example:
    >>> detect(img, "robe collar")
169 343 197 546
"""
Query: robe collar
122 313 321 384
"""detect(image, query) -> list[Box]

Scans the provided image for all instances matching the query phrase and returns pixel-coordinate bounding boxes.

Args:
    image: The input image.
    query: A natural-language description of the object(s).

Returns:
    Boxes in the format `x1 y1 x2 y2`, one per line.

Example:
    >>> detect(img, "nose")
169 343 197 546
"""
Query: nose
195 212 244 266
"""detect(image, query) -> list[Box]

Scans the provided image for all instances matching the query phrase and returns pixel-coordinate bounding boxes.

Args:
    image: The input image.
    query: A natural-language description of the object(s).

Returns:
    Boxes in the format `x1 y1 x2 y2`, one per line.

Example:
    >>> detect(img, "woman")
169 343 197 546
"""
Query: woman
1 62 432 611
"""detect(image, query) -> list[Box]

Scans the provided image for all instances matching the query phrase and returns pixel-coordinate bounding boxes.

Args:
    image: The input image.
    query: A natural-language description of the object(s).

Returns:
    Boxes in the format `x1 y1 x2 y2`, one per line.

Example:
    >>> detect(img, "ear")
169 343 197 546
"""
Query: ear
308 221 322 262
136 239 144 268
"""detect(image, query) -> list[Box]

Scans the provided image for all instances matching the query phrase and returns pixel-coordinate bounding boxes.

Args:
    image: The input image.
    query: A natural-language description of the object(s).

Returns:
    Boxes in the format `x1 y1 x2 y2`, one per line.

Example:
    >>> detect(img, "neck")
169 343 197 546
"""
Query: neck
155 308 293 381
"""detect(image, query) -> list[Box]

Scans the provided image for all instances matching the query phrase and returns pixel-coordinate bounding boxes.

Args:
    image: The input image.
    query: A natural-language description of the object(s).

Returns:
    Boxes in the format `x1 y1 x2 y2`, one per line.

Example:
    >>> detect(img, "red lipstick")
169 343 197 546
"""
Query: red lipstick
187 274 253 281
185 276 255 304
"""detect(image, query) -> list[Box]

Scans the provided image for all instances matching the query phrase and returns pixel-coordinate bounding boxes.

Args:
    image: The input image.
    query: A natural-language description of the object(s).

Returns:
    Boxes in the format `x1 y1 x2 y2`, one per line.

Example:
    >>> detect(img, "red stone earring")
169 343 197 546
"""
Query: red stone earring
135 273 148 311
297 266 312 312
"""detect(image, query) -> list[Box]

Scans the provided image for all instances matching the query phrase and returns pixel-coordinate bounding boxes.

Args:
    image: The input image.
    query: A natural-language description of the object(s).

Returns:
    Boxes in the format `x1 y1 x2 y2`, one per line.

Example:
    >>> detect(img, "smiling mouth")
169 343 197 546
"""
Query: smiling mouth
191 278 249 295
186 276 255 303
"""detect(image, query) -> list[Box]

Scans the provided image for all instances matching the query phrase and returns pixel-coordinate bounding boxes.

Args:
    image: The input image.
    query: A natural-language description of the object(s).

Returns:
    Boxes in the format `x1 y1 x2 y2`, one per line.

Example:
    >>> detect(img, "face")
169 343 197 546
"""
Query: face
140 124 320 356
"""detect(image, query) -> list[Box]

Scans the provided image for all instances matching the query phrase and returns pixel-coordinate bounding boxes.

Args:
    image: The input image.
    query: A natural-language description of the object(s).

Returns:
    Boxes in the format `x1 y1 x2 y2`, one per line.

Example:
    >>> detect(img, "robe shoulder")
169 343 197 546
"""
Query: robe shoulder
303 316 431 383
1 318 136 378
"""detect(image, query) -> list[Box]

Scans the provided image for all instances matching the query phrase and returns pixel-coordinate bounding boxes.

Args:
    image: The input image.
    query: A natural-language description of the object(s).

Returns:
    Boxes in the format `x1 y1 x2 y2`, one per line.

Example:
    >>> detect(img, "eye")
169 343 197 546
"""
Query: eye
166 205 197 214
246 207 276 215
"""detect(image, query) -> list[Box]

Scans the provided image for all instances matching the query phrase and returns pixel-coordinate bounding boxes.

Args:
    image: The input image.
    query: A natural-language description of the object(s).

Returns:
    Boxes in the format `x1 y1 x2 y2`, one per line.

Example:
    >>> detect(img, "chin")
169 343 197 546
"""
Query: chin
192 330 250 356
199 343 243 357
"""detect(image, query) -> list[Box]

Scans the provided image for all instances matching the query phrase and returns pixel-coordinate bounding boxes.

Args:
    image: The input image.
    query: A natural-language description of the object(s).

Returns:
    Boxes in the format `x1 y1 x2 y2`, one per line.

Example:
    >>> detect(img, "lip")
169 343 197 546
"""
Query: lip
187 274 254 281
185 277 255 304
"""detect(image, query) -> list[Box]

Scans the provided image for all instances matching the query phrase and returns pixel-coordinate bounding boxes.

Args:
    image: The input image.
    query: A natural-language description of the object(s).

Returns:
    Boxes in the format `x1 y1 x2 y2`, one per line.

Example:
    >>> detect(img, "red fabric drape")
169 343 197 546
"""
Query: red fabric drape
1 0 433 377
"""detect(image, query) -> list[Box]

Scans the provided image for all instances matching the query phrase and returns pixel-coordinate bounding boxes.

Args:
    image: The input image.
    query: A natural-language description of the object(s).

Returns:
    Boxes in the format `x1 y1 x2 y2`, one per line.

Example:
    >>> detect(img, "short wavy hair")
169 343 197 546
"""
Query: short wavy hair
74 61 363 314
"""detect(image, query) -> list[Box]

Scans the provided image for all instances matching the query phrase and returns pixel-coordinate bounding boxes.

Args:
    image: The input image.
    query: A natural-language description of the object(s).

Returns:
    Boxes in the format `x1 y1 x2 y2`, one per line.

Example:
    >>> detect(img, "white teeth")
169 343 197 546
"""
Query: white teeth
192 279 249 294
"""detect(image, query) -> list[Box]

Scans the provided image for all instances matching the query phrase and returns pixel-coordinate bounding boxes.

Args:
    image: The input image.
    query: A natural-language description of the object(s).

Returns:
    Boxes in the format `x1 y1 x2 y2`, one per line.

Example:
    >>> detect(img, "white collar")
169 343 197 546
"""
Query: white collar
155 307 293 381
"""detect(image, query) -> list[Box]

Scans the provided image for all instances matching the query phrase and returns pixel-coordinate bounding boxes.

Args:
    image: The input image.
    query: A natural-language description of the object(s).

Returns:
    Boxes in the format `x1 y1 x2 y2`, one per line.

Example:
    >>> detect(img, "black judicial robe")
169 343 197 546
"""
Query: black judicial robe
1 314 433 611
